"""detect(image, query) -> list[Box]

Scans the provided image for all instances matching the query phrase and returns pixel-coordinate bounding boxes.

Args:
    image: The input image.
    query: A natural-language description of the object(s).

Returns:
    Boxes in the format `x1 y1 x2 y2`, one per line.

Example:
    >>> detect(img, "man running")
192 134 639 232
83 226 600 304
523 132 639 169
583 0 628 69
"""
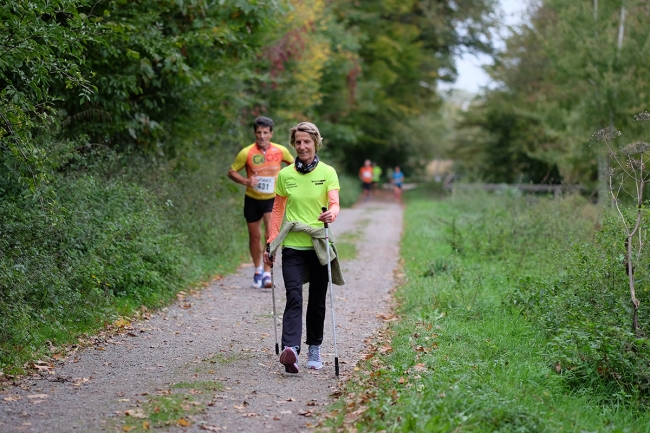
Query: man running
359 159 374 202
228 117 294 288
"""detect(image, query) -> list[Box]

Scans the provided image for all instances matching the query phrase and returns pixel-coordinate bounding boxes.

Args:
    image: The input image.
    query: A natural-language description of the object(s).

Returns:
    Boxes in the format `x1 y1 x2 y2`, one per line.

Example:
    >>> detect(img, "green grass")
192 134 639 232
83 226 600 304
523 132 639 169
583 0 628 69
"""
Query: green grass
171 380 224 392
203 352 240 366
322 192 650 432
113 381 223 431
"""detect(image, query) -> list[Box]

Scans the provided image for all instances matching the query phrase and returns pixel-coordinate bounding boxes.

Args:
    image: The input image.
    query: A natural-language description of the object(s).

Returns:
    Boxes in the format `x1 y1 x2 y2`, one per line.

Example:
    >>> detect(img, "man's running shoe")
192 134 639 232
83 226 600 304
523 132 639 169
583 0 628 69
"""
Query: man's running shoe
252 272 263 289
306 345 322 370
280 346 299 374
262 275 272 289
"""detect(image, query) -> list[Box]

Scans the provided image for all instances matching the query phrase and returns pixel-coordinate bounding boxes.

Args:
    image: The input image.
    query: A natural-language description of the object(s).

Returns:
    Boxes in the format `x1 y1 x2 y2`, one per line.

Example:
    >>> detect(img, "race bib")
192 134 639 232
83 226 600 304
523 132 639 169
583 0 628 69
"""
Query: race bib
253 176 275 194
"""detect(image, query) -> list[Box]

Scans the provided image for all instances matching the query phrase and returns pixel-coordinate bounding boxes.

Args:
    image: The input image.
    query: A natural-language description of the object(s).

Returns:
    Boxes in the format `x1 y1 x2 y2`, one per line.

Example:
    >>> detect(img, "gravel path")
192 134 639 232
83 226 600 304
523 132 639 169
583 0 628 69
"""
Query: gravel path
0 199 403 433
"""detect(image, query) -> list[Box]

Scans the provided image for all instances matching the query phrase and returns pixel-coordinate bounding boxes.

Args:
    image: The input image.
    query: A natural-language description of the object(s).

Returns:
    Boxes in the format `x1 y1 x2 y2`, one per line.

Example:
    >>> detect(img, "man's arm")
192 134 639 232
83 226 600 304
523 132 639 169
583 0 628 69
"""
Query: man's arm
228 168 258 187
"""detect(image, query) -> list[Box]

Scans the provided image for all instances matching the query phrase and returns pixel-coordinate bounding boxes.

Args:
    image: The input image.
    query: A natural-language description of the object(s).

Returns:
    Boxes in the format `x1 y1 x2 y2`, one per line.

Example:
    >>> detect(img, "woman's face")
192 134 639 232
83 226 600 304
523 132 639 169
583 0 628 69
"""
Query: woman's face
294 131 316 163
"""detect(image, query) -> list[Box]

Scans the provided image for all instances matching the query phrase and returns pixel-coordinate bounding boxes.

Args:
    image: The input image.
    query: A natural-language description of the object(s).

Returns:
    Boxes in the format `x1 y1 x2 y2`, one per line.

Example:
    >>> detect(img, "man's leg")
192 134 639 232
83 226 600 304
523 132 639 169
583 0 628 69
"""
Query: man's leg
247 220 263 269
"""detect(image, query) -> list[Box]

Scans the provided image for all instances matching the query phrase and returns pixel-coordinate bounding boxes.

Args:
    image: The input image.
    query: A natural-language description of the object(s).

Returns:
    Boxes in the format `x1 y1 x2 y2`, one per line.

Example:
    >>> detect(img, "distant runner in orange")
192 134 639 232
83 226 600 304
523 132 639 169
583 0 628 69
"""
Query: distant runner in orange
359 159 373 202
228 117 294 289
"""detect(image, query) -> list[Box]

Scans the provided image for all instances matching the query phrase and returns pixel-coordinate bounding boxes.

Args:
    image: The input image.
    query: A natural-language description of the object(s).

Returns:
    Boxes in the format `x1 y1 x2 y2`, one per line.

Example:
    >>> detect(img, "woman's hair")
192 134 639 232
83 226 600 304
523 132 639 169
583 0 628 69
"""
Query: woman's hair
289 122 323 151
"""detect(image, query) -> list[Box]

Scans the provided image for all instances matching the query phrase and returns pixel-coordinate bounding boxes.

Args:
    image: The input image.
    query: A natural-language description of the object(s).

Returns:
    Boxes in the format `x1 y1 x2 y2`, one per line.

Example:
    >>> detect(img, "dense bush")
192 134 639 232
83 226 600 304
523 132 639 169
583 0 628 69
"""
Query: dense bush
512 213 650 401
0 167 187 370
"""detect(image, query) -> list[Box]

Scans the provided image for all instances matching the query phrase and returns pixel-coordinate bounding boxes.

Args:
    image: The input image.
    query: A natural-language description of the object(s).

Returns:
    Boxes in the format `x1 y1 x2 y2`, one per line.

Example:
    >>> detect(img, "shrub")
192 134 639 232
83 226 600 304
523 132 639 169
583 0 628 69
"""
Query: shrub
0 170 186 370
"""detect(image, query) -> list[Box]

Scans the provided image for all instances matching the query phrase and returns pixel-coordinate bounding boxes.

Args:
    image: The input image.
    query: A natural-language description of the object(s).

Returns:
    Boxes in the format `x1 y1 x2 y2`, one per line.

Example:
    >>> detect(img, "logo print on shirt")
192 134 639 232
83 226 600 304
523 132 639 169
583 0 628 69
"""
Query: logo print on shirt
311 179 325 185
252 154 266 164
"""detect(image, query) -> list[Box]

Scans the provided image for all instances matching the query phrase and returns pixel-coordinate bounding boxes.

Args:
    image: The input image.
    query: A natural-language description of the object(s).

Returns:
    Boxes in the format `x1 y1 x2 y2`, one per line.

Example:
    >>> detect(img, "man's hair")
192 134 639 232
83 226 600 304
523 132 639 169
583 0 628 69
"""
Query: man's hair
289 122 323 151
253 116 274 132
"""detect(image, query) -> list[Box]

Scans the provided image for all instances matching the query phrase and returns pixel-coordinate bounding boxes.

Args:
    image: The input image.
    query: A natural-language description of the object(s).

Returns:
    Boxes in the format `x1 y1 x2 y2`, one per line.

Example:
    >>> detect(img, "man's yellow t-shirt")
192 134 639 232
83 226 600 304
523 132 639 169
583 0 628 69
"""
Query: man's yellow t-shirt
231 143 294 200
275 162 340 248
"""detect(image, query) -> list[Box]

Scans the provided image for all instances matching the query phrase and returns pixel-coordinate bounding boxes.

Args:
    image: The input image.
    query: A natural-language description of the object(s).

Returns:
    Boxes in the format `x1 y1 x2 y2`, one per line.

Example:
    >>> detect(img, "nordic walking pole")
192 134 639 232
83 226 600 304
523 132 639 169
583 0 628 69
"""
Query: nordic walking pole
322 206 339 376
267 243 280 355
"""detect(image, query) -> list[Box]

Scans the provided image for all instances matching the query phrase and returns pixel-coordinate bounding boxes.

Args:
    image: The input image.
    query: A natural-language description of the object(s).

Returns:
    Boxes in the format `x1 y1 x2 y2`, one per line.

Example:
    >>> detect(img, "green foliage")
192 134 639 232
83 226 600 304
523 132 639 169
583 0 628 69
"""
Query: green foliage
59 0 283 149
0 0 98 191
456 0 650 187
512 212 650 401
0 165 187 370
258 0 498 174
326 194 650 432
337 174 362 208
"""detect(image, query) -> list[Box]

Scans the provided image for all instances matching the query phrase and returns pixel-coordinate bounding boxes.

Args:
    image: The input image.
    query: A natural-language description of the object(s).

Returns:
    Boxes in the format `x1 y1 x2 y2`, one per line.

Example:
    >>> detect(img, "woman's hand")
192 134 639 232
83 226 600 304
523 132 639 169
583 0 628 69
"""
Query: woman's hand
263 250 275 266
318 209 335 224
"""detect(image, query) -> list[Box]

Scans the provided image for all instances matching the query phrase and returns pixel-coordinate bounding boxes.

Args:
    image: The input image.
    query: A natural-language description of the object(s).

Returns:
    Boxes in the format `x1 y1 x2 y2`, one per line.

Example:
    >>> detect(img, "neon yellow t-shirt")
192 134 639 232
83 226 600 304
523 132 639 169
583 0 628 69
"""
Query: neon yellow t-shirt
275 162 340 248
372 166 383 182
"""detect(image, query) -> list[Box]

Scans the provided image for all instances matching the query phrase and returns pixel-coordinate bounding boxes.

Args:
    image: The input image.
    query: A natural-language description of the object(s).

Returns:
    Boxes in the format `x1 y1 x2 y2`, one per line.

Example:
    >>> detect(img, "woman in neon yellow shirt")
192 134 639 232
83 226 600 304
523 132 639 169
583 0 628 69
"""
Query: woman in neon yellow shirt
263 122 341 373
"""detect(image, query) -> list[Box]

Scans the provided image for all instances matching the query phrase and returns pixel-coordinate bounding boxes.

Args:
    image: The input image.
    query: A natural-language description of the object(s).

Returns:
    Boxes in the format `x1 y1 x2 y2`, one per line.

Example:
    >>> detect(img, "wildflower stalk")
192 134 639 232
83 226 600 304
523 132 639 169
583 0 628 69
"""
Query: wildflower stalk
592 113 650 336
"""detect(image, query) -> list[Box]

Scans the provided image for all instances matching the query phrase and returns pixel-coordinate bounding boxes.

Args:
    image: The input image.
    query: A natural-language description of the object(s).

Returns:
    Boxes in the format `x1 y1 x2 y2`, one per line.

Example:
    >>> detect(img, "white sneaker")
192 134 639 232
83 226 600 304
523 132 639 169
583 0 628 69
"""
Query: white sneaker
252 272 262 289
306 345 322 370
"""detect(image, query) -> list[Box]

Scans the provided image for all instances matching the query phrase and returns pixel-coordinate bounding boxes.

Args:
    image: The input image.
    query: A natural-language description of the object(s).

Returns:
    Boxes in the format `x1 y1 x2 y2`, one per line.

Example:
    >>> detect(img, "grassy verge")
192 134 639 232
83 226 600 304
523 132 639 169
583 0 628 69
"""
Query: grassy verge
322 191 650 432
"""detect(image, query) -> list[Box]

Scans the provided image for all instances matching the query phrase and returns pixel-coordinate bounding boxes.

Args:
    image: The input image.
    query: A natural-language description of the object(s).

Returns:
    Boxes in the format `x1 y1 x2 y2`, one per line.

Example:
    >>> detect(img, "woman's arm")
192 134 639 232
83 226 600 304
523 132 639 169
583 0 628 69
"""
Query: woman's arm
267 194 287 244
318 189 340 224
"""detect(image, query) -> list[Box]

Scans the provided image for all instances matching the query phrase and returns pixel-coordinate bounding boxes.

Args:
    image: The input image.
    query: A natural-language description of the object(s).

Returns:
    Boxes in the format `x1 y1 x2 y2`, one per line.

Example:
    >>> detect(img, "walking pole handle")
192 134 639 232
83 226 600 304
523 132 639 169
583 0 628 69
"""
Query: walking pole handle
321 206 328 228
266 243 273 267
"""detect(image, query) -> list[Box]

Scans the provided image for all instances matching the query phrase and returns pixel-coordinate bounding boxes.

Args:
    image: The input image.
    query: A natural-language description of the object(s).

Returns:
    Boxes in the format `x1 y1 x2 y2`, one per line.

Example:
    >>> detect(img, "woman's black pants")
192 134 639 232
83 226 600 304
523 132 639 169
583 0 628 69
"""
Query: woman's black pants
281 248 329 351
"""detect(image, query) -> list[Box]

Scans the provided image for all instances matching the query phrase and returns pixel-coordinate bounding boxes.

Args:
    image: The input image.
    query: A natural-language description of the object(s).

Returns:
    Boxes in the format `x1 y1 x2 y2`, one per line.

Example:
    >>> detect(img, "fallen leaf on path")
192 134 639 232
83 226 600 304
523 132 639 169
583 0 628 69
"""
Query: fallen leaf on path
178 418 191 427
72 377 90 386
125 409 146 418
123 426 134 432
298 410 314 417
27 394 48 399
116 399 130 402
379 345 393 354
200 426 222 431
398 377 407 384
3 395 21 401
242 413 258 417
280 410 292 414
114 318 131 328
142 421 150 430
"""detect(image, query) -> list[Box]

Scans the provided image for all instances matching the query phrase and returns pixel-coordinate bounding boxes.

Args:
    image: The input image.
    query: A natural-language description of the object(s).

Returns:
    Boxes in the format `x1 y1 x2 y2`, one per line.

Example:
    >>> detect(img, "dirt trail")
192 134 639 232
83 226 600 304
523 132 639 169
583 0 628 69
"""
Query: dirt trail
0 198 403 433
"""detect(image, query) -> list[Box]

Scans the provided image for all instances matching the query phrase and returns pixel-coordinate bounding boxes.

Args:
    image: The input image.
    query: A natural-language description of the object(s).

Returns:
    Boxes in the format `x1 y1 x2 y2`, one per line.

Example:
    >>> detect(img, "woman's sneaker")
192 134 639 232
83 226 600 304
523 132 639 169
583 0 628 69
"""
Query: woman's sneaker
280 346 299 373
306 345 322 370
252 272 263 289
262 275 272 289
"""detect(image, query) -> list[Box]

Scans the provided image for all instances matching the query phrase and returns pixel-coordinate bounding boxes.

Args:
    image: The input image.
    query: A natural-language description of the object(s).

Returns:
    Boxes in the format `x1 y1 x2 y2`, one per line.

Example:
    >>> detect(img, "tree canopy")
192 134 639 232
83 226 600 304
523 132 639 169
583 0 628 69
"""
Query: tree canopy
453 0 650 187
